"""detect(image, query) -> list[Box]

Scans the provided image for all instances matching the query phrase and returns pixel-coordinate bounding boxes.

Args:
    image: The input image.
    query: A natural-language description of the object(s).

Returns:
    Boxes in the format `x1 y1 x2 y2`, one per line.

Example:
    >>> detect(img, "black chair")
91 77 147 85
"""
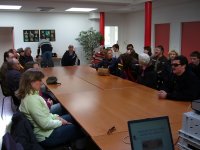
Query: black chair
2 132 24 150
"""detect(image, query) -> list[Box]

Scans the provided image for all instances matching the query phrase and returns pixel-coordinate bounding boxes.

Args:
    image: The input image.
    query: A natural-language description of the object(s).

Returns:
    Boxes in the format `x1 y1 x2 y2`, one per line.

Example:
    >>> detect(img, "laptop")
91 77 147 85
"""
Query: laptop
128 116 174 150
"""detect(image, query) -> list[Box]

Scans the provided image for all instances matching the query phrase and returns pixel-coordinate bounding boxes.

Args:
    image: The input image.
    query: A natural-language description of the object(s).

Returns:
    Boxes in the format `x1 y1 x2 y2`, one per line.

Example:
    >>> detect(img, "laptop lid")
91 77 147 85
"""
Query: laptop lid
128 116 174 150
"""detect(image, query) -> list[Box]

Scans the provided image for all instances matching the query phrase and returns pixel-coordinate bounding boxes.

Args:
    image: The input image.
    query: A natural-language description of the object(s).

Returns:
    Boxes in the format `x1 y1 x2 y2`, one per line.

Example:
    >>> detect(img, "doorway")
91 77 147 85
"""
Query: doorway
0 27 14 65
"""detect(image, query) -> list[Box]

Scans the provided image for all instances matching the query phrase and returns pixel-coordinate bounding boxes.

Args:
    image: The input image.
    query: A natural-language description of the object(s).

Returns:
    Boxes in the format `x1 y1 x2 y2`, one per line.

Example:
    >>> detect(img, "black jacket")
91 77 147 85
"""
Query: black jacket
61 51 79 66
19 56 26 67
137 65 157 89
188 63 200 79
163 70 200 101
6 69 21 93
98 58 118 75
11 112 44 150
151 55 170 89
24 56 34 64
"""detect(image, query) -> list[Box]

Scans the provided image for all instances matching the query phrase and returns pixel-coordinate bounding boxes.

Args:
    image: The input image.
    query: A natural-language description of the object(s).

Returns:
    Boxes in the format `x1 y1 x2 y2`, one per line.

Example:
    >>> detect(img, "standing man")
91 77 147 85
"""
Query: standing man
37 35 54 67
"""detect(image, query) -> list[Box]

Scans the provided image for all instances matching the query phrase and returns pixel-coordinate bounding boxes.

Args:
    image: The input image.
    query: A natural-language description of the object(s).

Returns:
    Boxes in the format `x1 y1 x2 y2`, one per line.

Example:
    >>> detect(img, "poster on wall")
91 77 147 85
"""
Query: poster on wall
40 30 55 41
23 30 39 42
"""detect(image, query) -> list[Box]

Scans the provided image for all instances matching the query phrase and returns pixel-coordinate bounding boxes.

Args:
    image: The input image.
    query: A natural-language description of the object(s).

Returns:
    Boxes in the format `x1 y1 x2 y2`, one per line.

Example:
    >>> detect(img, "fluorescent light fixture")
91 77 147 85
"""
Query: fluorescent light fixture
0 5 22 10
66 8 97 12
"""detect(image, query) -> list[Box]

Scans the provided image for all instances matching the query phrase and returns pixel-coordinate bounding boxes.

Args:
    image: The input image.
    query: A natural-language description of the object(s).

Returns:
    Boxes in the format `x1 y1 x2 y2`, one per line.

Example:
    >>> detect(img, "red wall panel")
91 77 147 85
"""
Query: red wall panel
181 22 200 60
155 23 170 56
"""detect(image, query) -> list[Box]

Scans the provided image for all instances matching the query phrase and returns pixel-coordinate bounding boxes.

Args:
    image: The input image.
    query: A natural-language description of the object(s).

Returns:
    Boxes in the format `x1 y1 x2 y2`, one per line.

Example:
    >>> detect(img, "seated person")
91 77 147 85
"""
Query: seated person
136 53 157 89
117 53 137 81
8 48 19 59
24 61 40 71
143 46 152 56
17 48 26 67
126 44 138 61
61 45 80 66
97 49 118 75
166 50 178 73
188 51 200 79
158 55 200 101
24 47 34 64
24 62 64 115
91 45 105 68
151 45 169 89
112 44 121 59
6 58 21 106
6 58 21 91
0 51 15 96
17 69 85 148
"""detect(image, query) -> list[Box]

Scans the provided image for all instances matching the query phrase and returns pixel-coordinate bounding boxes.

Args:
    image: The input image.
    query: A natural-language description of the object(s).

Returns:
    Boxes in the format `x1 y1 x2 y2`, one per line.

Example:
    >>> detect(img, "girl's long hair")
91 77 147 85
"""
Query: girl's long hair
16 69 44 99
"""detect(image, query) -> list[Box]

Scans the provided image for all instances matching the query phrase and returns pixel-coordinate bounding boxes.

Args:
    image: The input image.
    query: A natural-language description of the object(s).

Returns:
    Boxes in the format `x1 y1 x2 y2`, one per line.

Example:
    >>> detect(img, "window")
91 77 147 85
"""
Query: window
105 26 118 48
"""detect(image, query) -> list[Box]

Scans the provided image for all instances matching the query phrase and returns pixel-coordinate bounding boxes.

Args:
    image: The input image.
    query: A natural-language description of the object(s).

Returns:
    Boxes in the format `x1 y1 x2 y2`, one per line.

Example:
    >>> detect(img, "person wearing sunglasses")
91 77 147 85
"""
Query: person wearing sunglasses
158 55 200 101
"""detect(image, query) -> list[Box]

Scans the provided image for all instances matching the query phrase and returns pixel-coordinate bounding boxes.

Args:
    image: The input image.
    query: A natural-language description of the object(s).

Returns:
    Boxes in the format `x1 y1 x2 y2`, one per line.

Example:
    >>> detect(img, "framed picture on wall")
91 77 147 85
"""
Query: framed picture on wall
40 29 55 41
23 30 39 42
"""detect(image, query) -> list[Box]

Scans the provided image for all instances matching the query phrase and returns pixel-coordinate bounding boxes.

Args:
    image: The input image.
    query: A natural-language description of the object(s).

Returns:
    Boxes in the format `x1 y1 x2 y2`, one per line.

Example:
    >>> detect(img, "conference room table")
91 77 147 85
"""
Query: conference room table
41 66 190 150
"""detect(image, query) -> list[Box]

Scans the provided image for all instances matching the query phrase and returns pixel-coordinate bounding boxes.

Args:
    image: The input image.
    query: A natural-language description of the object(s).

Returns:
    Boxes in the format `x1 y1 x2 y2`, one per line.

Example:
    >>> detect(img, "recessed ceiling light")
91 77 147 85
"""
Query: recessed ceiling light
0 5 22 10
65 8 97 12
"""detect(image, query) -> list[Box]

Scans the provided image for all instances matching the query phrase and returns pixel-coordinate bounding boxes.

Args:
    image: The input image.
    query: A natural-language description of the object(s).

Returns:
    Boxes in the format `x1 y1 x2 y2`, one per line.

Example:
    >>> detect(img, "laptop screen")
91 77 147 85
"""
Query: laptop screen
128 116 174 150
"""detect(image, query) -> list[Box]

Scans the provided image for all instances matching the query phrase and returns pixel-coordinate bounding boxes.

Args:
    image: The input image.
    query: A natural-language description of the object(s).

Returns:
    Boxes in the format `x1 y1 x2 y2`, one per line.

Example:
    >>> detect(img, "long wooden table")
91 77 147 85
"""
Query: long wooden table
41 66 190 150
42 66 136 90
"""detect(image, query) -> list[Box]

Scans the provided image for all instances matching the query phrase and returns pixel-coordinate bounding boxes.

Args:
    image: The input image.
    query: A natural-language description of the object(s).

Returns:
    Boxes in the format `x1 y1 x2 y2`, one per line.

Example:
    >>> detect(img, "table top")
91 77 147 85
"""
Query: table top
41 66 190 150
42 66 136 90
55 87 190 138
42 72 101 95
92 131 180 150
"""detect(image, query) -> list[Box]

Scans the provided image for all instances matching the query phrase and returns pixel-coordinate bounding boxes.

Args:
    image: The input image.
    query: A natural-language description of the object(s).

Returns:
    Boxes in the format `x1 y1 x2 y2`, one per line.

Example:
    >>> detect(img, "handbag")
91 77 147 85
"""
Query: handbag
46 76 61 85
97 68 110 76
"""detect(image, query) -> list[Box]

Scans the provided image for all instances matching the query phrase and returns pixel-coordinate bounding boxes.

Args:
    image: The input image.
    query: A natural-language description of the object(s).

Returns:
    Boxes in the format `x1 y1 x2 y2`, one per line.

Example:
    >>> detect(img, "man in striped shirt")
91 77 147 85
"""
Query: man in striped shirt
91 45 105 68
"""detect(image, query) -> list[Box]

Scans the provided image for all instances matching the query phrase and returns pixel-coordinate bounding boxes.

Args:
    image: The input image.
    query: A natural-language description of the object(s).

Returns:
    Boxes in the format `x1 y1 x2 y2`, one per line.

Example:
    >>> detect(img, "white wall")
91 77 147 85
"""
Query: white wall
0 12 99 64
126 0 200 54
0 0 199 64
126 11 144 54
105 13 127 53
0 27 13 65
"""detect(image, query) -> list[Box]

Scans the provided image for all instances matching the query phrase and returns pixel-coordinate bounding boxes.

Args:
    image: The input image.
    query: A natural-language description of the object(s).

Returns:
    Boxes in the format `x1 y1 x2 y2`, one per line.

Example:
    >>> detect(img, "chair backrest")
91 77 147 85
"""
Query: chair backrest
2 132 24 150
0 78 12 97
11 112 44 150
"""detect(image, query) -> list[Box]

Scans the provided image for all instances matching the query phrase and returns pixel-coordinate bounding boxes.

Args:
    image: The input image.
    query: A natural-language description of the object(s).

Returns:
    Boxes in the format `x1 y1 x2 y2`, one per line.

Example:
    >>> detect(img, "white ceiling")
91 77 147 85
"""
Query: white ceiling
0 0 196 13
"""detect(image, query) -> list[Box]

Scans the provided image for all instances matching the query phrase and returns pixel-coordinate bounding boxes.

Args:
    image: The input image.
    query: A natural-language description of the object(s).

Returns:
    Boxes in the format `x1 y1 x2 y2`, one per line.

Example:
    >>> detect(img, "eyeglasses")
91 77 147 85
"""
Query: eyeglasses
171 63 181 67
107 126 116 135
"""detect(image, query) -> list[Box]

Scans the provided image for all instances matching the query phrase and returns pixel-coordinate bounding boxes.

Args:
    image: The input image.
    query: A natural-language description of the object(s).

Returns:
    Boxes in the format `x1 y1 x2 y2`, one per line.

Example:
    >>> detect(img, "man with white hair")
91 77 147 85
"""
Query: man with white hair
136 53 157 89
61 45 80 66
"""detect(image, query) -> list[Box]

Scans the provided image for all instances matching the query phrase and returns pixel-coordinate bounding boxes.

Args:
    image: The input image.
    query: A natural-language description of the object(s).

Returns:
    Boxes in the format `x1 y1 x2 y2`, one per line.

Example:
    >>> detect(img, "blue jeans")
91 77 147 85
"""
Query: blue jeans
40 114 84 147
41 51 54 68
50 103 63 116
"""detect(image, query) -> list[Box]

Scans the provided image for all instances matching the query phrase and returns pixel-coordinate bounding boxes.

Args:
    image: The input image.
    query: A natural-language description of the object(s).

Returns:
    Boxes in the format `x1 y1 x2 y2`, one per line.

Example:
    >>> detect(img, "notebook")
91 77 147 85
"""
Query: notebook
128 116 174 150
